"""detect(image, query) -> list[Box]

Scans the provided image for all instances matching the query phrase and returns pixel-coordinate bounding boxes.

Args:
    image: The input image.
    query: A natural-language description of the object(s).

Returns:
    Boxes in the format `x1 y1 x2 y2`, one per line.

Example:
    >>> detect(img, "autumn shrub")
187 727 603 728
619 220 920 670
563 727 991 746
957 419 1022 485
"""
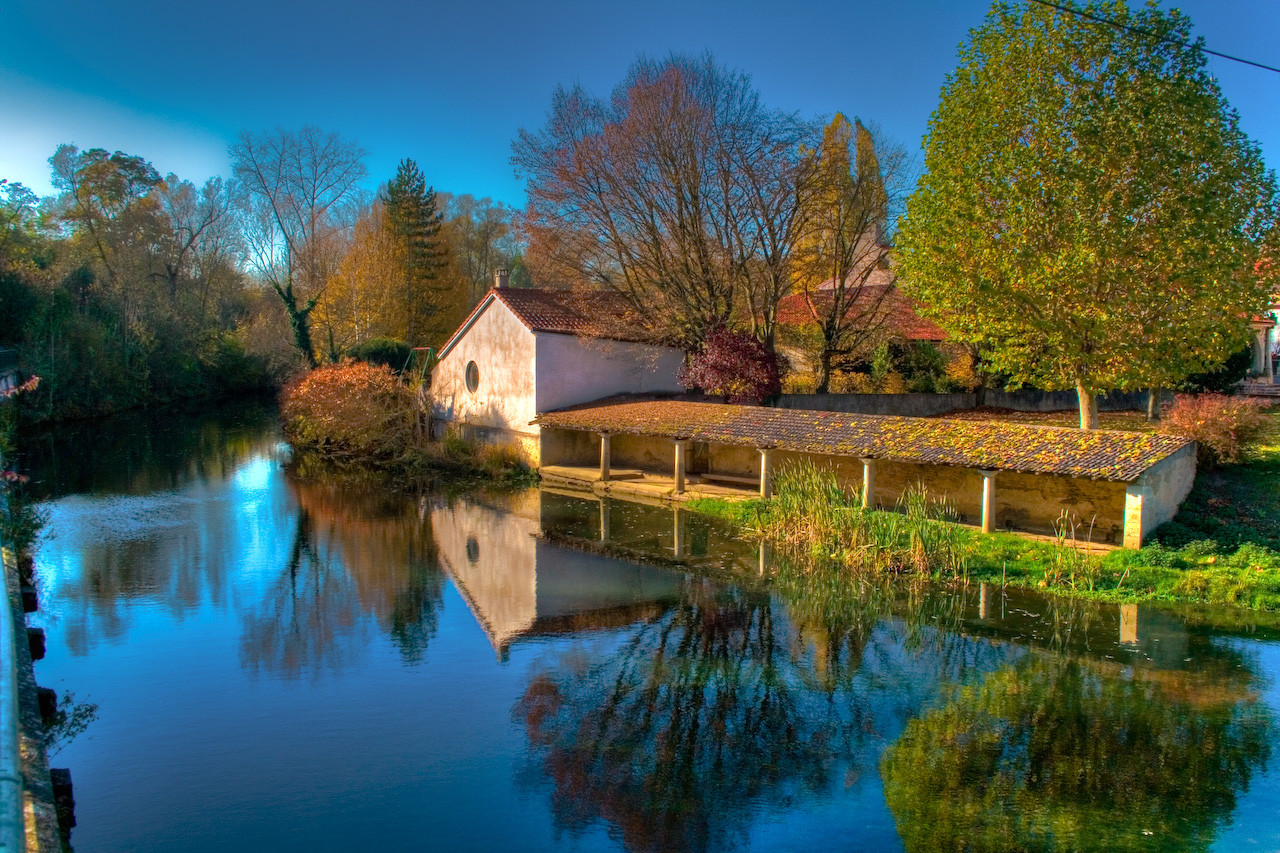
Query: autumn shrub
678 327 780 404
1159 393 1268 466
281 360 417 461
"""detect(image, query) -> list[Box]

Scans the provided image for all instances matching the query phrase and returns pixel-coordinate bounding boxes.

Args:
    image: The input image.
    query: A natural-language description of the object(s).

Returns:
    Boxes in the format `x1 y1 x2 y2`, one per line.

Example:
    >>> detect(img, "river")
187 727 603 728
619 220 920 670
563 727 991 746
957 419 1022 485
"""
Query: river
20 402 1280 852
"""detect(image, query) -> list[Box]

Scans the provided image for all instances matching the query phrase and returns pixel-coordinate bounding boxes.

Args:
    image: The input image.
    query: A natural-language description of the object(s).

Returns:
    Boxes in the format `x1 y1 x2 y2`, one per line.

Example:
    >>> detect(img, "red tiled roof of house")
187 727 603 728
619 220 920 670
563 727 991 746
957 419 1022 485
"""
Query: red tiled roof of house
439 287 665 358
776 284 948 342
494 288 654 340
534 397 1192 482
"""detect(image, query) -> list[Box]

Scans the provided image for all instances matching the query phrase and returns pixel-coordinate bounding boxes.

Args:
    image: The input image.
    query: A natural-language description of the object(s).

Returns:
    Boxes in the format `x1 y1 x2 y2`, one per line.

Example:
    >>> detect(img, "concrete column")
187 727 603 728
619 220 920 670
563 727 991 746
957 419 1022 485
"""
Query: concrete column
760 448 774 499
860 457 877 508
673 439 688 494
599 500 610 543
758 540 771 577
979 470 997 533
1120 604 1139 644
1268 327 1276 383
1123 483 1150 549
979 582 992 620
599 432 612 482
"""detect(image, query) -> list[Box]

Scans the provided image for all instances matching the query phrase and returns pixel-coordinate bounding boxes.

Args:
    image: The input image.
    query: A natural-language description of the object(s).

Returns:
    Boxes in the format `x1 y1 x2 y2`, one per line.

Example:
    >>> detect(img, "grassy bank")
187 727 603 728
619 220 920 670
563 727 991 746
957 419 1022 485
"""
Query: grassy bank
690 410 1280 611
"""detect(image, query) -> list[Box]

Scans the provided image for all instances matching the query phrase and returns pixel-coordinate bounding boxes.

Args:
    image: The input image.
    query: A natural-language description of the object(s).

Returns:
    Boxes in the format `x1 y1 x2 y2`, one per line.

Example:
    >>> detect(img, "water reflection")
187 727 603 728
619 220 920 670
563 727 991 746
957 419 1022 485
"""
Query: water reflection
28 411 1280 852
527 493 1278 853
882 653 1273 853
434 493 683 657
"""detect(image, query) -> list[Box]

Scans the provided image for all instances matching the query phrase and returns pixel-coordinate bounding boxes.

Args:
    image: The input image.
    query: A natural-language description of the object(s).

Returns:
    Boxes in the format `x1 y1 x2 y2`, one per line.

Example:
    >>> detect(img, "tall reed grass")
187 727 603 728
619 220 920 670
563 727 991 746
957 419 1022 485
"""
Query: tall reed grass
755 460 968 578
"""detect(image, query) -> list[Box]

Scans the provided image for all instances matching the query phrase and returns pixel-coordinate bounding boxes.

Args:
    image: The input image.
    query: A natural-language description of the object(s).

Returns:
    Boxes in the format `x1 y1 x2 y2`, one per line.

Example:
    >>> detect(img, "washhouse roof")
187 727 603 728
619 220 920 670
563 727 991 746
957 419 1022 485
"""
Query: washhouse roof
534 397 1193 482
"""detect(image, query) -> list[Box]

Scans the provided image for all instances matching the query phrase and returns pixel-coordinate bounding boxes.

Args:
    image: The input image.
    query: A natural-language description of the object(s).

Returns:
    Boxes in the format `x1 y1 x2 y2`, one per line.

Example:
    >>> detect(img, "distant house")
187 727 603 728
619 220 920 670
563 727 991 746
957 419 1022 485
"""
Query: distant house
775 281 947 345
430 278 686 464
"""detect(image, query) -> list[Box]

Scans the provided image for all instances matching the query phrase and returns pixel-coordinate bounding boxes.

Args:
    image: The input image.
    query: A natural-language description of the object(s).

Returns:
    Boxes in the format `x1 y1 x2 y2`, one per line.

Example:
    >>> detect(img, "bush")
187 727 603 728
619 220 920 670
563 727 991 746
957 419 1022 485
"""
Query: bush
678 327 780 404
346 337 412 373
281 361 417 460
1158 393 1268 466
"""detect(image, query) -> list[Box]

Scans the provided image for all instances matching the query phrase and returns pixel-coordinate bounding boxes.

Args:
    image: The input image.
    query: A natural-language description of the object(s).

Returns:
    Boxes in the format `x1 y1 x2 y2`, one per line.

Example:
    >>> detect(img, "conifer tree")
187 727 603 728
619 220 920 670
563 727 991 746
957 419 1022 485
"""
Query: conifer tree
385 159 448 345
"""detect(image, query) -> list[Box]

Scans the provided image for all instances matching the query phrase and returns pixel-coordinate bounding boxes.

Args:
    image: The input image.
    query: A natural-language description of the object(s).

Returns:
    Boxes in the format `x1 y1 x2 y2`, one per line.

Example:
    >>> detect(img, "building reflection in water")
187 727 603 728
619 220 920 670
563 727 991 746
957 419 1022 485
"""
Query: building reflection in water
432 491 684 659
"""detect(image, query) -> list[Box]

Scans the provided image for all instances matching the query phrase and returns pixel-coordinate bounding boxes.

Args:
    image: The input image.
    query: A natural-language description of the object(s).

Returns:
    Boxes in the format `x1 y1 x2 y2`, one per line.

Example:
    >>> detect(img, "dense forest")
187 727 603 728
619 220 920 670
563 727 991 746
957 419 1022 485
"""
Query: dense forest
0 136 527 423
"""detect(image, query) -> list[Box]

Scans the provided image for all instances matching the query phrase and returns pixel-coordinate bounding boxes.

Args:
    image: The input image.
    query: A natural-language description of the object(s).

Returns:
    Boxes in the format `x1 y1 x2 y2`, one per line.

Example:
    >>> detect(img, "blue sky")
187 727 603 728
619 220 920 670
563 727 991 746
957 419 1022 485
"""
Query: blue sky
3 0 1278 206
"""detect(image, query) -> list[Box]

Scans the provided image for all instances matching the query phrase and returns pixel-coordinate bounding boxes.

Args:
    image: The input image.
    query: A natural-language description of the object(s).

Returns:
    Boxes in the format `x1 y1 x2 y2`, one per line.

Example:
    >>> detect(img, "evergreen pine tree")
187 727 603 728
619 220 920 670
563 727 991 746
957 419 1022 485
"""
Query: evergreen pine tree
385 159 448 345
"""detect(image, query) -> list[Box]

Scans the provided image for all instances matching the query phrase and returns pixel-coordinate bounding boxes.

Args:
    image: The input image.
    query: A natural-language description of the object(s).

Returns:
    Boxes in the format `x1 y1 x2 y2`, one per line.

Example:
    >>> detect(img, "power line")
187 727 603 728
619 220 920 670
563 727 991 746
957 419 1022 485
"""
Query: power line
1027 0 1280 75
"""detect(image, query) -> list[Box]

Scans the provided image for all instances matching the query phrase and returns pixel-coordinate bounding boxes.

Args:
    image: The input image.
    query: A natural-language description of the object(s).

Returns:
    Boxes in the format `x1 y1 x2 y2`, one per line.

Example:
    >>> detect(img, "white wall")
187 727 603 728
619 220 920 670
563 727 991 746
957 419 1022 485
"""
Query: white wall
431 298 538 435
535 334 685 414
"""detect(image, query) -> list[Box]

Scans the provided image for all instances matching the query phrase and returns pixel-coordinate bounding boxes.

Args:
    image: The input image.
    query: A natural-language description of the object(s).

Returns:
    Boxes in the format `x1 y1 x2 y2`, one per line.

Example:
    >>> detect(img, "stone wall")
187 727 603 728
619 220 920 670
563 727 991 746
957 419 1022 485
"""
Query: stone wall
778 389 1173 417
1124 442 1198 547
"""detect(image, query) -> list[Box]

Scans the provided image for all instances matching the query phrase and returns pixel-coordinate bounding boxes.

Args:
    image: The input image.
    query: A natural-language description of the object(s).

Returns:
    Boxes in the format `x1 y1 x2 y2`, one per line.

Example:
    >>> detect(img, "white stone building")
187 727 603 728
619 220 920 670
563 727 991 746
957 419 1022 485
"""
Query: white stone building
430 278 685 464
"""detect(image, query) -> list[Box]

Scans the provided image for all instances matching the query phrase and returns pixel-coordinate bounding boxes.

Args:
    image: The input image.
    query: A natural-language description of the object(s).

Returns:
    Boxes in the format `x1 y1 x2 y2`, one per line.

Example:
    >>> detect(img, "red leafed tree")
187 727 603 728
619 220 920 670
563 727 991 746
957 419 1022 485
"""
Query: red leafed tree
678 327 780 404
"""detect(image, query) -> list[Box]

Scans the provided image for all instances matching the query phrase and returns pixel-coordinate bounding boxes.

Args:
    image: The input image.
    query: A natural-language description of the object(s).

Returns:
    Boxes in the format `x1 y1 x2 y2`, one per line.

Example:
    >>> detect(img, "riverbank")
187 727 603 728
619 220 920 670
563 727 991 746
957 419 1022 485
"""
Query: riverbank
690 410 1280 611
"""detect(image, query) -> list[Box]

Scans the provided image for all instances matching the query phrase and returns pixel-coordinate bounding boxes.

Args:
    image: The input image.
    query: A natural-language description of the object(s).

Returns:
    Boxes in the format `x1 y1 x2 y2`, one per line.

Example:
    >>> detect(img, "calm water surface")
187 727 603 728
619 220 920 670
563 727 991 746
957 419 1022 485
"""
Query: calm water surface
21 404 1280 852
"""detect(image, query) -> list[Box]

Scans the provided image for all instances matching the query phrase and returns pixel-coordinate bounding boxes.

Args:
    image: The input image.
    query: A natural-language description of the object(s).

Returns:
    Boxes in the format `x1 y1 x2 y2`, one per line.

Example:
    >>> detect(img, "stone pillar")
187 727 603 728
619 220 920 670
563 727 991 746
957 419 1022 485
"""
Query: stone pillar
760 448 774 499
979 582 992 620
758 540 770 577
1120 604 1139 644
599 432 611 482
1123 483 1150 549
1268 326 1276 383
672 507 686 558
979 470 997 534
673 439 688 494
860 457 877 509
599 500 610 543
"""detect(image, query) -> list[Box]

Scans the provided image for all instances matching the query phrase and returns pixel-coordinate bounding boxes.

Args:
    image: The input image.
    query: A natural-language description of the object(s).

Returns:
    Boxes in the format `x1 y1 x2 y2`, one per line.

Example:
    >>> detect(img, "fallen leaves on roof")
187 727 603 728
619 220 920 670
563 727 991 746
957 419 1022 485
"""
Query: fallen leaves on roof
534 397 1192 481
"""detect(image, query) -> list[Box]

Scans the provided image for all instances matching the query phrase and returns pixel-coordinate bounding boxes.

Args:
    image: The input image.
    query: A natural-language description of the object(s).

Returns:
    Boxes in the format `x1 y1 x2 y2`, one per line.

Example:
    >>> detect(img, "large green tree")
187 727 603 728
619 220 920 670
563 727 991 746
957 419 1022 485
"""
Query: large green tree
385 159 448 346
897 1 1277 429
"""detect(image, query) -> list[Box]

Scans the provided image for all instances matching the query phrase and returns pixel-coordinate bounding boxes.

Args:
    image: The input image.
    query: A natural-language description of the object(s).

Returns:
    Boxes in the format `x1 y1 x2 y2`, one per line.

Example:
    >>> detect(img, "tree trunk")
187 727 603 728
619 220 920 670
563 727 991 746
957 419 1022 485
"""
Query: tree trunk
1076 381 1099 430
815 350 832 394
1147 387 1162 422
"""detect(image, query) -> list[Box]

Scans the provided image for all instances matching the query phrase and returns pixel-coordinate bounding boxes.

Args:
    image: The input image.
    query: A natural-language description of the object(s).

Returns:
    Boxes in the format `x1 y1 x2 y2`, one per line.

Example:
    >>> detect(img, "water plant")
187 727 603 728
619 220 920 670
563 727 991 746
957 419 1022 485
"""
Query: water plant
739 460 968 577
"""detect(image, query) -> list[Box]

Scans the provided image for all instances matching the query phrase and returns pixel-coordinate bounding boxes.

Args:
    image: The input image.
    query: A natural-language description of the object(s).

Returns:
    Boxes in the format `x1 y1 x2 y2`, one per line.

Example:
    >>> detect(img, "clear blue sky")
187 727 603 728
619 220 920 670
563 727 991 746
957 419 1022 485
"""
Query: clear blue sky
3 0 1278 206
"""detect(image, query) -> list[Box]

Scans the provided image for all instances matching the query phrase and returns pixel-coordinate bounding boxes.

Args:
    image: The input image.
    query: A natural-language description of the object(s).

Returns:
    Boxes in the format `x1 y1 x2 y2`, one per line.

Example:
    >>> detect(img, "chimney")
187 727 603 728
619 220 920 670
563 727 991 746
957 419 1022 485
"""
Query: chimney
494 268 510 290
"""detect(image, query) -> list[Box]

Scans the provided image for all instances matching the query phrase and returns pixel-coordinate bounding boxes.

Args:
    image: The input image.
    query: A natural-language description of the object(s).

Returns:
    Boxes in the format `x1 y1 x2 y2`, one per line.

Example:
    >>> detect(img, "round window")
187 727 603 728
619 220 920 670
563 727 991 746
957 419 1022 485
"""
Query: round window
466 535 480 563
465 361 479 393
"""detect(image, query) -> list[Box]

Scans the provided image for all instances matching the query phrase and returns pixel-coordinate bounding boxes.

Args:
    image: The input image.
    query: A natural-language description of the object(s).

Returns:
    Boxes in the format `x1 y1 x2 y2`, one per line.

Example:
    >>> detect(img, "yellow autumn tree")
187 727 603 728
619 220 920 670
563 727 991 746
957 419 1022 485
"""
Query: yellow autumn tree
312 203 403 359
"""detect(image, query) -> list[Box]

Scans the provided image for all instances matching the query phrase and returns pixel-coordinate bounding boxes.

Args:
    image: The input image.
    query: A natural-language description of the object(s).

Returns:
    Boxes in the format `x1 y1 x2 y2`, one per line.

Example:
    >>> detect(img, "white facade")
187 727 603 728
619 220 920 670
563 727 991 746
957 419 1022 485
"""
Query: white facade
430 290 686 463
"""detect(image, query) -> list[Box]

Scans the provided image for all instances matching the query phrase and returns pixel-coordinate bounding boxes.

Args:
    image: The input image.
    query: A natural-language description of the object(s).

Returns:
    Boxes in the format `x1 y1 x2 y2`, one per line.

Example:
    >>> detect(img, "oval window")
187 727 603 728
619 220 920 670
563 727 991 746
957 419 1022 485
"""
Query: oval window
465 361 479 393
466 535 480 563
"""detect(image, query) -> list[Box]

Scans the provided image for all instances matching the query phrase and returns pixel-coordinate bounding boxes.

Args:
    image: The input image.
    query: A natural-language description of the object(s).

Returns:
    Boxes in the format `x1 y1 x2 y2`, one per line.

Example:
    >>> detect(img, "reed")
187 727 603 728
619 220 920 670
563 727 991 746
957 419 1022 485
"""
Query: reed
750 461 968 578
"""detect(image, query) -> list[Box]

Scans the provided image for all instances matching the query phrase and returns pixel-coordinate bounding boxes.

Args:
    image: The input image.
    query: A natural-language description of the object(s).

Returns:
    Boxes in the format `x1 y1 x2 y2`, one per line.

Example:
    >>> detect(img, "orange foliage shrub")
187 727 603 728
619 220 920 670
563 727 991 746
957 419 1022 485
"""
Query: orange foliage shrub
1159 393 1268 466
281 361 417 460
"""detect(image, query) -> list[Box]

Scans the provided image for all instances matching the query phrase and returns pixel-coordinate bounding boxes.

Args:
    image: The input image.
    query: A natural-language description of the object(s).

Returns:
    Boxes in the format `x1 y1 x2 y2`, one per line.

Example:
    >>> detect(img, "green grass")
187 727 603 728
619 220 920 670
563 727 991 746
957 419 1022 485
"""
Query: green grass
689 410 1280 612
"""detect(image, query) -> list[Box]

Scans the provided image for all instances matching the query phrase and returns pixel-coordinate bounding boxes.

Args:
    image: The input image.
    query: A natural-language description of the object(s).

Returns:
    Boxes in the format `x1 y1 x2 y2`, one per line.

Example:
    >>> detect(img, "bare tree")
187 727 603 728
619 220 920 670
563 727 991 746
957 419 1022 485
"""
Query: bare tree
155 175 234 304
230 126 368 367
514 53 812 349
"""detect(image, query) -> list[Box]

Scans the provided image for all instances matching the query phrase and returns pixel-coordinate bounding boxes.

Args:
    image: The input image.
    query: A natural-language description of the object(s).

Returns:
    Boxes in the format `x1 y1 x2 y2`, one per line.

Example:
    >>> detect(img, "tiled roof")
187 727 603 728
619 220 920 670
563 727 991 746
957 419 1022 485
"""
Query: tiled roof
776 284 948 342
534 397 1192 482
438 287 666 360
496 288 658 343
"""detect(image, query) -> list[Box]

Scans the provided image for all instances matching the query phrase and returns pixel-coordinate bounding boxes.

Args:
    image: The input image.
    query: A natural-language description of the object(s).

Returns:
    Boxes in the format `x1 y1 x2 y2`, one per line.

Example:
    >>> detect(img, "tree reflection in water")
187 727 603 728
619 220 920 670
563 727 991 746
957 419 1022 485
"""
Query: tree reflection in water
239 470 446 675
516 581 832 852
515 567 1015 853
881 651 1274 852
